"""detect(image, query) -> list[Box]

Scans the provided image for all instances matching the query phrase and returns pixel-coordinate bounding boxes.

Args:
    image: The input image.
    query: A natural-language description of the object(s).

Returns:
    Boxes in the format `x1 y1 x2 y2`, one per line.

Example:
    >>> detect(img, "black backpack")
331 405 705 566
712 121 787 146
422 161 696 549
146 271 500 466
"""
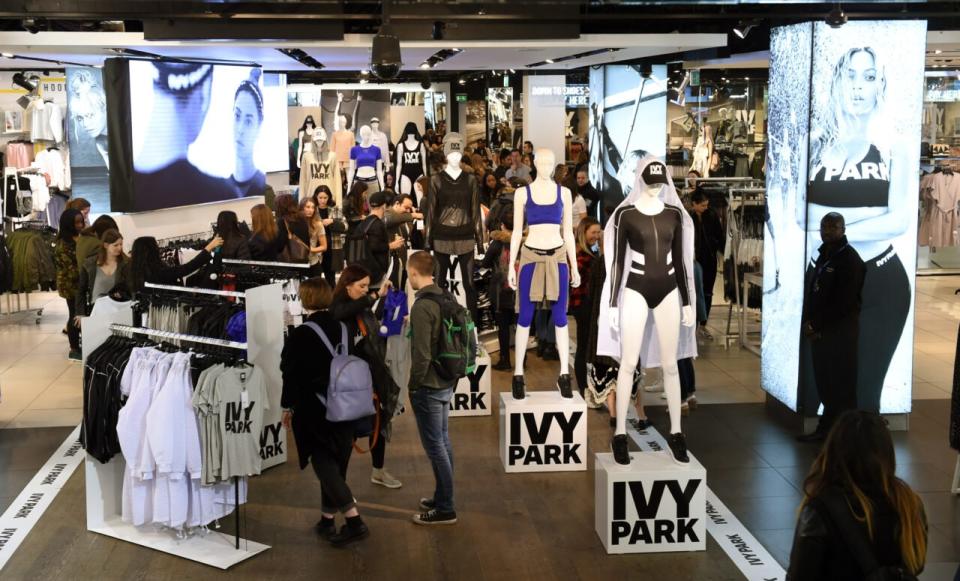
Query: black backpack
420 291 478 381
820 493 919 581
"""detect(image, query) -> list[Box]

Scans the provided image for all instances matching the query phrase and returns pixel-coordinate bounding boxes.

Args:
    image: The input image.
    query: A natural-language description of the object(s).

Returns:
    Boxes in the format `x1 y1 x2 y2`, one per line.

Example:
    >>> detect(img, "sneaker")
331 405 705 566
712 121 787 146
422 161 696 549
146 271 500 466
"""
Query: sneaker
412 509 457 526
557 374 573 399
418 498 435 511
492 357 512 371
512 375 525 400
628 417 652 431
329 521 369 546
371 468 402 489
68 350 82 362
612 434 630 465
697 326 713 341
667 432 690 464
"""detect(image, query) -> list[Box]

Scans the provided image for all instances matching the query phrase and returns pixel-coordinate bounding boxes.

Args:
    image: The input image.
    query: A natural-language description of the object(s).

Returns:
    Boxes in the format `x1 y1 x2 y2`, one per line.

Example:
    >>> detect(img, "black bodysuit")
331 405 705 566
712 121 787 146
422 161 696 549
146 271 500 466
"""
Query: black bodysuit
610 204 690 309
399 140 425 187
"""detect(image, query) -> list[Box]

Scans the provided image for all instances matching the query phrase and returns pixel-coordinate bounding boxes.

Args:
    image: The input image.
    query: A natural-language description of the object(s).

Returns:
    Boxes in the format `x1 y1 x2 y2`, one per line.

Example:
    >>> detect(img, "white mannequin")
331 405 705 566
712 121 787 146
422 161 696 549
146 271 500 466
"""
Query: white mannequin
370 119 391 172
609 171 694 463
296 117 327 169
396 133 427 195
444 151 463 179
347 125 385 190
507 148 581 398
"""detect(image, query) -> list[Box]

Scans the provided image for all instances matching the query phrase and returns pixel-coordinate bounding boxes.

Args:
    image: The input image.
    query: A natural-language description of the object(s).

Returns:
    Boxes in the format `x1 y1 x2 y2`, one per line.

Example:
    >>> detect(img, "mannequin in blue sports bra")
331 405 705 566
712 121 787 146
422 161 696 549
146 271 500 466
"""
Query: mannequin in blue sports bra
507 148 581 400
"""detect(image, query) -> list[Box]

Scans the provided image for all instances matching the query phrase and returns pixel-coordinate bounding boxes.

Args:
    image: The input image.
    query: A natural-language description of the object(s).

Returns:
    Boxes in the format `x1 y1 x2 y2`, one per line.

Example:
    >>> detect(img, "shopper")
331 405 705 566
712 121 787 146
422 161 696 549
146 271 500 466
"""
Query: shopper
215 210 251 260
407 251 458 525
314 186 346 287
384 193 421 289
299 196 328 274
479 211 515 371
493 149 511 183
485 178 519 234
481 172 501 209
76 229 127 319
522 140 534 156
76 215 119 270
690 189 724 331
798 213 866 442
356 191 401 289
54 208 85 360
564 165 587 228
126 235 223 292
505 149 531 185
65 197 91 227
331 264 402 490
787 410 927 580
521 153 537 181
248 203 285 262
344 181 368 266
280 277 369 546
275 193 310 263
575 169 601 219
570 217 602 395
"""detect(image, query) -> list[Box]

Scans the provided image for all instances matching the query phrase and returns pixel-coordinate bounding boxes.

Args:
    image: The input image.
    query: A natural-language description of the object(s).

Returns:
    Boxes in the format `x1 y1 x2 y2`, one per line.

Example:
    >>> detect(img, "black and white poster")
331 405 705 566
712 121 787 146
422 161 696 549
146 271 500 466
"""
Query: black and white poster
588 65 667 216
125 62 287 212
66 68 110 213
762 20 926 414
487 87 513 150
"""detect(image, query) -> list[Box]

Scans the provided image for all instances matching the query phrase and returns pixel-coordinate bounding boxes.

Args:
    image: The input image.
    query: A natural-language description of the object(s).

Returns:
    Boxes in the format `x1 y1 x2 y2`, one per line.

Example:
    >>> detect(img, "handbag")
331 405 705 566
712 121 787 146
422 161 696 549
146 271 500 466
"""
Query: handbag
280 220 311 263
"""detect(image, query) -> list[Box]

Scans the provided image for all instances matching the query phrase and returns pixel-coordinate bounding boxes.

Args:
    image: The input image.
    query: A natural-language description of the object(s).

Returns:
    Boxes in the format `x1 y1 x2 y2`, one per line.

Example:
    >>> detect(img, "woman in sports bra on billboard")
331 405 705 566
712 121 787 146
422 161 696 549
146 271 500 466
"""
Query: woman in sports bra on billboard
799 46 912 414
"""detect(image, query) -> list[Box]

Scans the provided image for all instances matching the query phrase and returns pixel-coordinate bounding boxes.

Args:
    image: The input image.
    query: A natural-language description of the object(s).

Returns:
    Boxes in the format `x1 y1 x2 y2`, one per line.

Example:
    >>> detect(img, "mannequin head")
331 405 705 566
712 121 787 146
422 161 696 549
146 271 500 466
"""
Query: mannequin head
370 117 381 133
300 115 316 132
358 125 372 144
339 114 348 130
533 148 556 179
446 151 463 168
638 160 669 199
402 121 422 142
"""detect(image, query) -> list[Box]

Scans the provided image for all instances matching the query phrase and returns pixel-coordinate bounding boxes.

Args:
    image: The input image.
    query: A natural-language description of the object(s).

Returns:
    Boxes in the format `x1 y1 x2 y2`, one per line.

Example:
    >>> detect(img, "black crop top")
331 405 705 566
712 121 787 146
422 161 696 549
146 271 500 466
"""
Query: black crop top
808 145 889 208
610 204 690 310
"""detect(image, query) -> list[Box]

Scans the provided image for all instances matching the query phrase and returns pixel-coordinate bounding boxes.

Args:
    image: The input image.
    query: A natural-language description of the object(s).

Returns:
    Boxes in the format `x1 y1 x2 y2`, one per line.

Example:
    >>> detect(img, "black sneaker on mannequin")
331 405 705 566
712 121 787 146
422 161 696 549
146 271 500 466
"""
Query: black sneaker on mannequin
612 434 630 465
667 432 689 464
512 375 525 400
557 374 573 398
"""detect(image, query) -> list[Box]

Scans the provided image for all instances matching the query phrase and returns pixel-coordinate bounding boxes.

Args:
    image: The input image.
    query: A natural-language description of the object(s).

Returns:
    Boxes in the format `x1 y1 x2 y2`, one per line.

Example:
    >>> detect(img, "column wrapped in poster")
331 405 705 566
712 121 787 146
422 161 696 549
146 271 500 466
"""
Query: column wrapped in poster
762 20 926 415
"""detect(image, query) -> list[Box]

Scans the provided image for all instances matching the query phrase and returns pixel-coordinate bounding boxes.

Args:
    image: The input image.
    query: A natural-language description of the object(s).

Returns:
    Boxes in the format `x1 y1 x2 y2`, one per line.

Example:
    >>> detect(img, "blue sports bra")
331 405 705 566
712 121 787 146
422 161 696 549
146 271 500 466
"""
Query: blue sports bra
350 145 381 169
526 185 563 226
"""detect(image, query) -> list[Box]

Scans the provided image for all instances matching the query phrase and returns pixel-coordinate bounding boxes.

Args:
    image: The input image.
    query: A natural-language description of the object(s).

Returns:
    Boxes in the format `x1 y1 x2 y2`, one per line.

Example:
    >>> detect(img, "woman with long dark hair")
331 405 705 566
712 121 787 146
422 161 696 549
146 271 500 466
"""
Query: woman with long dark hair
787 410 927 580
331 264 401 490
215 210 251 260
314 185 346 286
299 196 328 274
127 235 223 293
54 208 86 359
343 181 369 266
248 203 285 261
274 193 311 263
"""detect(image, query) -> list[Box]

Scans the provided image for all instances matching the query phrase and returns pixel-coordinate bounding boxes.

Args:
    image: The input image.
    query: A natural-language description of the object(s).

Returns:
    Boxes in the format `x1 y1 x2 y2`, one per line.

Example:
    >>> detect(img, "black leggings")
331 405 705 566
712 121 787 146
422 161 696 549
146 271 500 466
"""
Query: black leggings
496 309 515 363
856 249 910 413
309 424 357 514
370 433 386 470
436 251 478 321
66 298 80 351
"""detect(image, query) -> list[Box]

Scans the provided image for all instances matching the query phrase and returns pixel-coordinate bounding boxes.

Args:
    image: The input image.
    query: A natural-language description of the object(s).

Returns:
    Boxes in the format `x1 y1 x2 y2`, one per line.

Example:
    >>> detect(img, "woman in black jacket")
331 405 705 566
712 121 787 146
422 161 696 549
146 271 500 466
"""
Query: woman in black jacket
280 277 369 546
330 264 401 490
275 193 311 262
216 211 251 260
787 411 927 581
126 235 223 293
248 203 287 262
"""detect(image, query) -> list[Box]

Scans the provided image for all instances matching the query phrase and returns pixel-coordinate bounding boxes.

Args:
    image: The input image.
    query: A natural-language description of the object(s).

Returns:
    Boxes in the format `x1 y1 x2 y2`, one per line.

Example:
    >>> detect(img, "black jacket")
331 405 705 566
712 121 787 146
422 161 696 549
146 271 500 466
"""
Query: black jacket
359 214 389 282
787 487 924 581
248 232 286 262
280 310 358 470
692 207 724 264
220 235 251 260
802 236 866 334
577 182 601 212
127 249 213 293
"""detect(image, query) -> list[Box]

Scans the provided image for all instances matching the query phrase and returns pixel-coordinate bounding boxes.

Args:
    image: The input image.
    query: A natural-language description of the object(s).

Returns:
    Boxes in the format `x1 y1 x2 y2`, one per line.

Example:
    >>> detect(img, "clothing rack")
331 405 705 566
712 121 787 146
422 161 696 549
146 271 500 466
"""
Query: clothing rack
109 324 249 351
222 258 310 269
157 231 213 249
144 282 246 299
722 187 766 354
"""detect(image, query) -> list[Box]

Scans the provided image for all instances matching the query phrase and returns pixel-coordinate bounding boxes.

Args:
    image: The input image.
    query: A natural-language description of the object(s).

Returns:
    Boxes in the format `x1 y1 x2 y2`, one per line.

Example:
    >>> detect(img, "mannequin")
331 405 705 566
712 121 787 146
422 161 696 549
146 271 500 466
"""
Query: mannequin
507 148 580 400
395 122 427 196
347 125 384 194
599 158 696 466
425 132 482 322
299 143 342 208
330 93 359 170
296 115 327 169
369 117 391 173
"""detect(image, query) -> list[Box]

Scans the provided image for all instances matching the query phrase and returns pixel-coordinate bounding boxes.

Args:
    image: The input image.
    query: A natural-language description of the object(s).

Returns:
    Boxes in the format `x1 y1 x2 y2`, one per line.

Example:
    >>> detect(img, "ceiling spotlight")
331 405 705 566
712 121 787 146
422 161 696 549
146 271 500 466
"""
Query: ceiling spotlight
936 49 943 55
509 68 515 74
458 77 466 85
745 76 750 80
21 18 43 34
825 6 847 28
420 62 431 70
361 69 369 75
477 5 486 16
432 21 446 41
732 20 760 40
545 59 554 64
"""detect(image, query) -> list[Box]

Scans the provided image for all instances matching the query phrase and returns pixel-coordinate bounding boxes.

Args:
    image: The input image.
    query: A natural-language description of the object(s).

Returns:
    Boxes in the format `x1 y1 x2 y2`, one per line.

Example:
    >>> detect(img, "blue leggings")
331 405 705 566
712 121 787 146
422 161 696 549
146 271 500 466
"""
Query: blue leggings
517 262 569 328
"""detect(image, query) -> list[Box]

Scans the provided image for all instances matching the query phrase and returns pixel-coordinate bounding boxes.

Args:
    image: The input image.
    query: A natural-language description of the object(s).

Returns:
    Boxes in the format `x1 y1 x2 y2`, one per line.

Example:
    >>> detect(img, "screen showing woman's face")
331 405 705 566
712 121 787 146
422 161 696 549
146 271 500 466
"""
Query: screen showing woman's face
73 96 106 139
234 91 262 159
844 51 879 117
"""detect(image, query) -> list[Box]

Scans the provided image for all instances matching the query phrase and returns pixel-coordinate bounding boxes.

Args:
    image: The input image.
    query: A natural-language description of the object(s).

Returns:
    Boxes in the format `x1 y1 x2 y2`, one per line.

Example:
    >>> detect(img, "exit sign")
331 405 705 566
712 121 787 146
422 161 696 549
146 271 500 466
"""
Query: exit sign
456 94 468 102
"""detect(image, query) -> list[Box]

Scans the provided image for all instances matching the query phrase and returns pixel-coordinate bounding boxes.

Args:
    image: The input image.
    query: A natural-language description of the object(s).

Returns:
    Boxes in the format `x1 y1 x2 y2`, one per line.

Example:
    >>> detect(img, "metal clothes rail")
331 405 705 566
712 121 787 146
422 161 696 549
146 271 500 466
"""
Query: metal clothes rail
109 324 248 351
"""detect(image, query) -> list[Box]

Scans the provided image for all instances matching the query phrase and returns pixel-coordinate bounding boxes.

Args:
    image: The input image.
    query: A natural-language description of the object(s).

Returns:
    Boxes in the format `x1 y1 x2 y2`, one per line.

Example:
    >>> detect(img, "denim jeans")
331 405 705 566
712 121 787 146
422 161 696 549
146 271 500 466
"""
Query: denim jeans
410 387 455 513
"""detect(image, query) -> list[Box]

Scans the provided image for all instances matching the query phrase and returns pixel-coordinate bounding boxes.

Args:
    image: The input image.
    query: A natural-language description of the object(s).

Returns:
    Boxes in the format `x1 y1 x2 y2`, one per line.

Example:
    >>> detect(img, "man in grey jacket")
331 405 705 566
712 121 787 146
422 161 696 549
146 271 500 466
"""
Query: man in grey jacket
407 250 458 526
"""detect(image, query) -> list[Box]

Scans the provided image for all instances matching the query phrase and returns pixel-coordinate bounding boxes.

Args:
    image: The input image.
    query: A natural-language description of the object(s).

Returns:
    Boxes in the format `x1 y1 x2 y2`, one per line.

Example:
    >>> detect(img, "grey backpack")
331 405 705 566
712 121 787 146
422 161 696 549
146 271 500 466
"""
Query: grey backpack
304 321 375 422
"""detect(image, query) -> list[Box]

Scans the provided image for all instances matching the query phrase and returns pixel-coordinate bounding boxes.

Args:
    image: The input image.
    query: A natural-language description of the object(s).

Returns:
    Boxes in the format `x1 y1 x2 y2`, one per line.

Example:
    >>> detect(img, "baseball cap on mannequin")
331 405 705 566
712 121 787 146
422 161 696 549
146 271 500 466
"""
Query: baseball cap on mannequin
641 161 669 186
442 132 465 156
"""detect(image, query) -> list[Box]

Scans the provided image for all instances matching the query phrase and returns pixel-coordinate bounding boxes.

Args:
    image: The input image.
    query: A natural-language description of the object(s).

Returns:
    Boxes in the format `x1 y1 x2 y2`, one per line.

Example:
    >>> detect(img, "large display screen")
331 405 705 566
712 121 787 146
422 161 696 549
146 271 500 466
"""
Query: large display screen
588 65 667 215
66 67 111 214
115 61 287 212
762 20 926 415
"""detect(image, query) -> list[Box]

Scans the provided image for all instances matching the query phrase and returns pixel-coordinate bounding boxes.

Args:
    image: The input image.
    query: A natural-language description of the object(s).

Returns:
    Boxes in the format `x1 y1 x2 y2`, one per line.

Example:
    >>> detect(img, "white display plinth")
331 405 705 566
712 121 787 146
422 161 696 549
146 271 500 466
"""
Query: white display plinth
498 391 587 473
449 354 492 417
594 452 706 554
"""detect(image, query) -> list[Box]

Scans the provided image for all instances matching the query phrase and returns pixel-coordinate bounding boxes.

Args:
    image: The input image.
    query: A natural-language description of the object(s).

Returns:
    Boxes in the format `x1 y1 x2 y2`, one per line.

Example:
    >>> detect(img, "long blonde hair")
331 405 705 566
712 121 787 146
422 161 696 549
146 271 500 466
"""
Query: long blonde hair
250 204 277 242
299 197 322 236
810 46 888 171
575 217 601 256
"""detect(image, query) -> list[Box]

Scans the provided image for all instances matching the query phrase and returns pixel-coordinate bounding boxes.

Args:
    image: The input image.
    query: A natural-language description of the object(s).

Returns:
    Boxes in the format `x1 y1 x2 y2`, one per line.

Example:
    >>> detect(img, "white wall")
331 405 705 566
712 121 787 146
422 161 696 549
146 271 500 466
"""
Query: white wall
390 105 425 142
522 75 567 163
